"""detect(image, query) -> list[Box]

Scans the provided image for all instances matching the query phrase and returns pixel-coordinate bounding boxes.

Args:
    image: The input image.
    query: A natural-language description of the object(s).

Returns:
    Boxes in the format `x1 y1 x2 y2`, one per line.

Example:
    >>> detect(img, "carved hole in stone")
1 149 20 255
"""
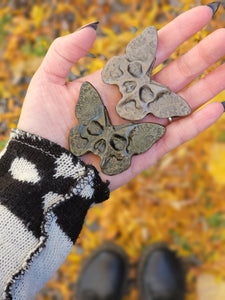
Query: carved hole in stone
94 139 106 153
140 85 153 102
110 135 127 151
122 100 137 112
147 91 169 109
110 65 124 79
87 121 103 136
123 81 137 93
128 62 143 78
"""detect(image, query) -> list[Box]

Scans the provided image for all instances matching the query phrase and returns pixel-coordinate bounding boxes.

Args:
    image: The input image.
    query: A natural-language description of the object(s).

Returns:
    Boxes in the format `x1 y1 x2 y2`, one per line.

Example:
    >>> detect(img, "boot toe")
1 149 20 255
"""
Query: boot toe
76 243 129 300
138 243 185 300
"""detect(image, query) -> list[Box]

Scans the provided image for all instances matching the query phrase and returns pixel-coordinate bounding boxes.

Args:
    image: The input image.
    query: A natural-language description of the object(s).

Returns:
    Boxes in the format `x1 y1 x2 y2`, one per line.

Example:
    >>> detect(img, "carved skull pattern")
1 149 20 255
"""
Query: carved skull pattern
101 26 191 121
69 82 165 176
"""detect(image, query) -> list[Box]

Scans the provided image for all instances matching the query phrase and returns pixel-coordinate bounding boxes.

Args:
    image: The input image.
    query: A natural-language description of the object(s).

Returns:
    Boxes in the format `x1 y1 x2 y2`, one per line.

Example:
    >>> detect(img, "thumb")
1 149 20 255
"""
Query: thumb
38 22 98 85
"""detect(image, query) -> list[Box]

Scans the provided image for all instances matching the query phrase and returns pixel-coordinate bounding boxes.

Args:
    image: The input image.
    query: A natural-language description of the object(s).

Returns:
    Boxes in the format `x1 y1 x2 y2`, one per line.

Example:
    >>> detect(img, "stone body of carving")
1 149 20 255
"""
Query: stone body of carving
102 26 191 121
69 82 166 175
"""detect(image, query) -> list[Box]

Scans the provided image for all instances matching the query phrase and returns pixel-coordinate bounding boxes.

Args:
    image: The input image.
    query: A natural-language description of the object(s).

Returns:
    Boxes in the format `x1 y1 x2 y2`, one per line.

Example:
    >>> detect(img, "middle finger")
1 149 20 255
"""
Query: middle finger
153 28 225 93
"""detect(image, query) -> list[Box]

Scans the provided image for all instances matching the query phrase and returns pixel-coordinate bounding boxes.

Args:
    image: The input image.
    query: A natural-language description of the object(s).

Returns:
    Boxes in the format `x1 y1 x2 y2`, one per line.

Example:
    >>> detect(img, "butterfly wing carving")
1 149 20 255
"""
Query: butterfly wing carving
146 80 192 118
101 26 191 121
116 80 191 120
102 26 156 85
100 122 166 175
125 25 157 75
69 81 108 157
69 82 166 176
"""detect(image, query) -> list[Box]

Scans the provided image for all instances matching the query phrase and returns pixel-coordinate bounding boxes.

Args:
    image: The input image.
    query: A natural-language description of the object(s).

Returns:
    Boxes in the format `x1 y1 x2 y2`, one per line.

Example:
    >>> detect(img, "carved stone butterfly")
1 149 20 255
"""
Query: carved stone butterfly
101 26 191 121
69 82 166 176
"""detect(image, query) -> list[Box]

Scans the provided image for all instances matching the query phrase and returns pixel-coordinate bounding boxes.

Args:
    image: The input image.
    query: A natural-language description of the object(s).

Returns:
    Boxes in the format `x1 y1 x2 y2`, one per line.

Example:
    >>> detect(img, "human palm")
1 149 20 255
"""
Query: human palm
18 5 225 190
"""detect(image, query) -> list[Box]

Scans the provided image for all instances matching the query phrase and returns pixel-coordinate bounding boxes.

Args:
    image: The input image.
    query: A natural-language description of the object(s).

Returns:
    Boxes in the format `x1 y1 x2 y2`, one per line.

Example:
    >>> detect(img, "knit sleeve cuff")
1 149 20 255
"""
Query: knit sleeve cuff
0 128 110 299
4 128 110 202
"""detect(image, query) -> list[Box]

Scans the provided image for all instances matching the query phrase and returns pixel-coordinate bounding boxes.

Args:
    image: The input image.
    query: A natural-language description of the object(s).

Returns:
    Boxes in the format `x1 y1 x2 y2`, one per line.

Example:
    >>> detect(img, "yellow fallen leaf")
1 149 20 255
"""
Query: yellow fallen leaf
31 5 44 28
208 144 225 185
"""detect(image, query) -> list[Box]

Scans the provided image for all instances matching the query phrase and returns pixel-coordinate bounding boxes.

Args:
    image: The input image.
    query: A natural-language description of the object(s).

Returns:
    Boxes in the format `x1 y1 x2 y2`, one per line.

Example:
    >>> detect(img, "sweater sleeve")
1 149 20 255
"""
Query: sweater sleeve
0 128 110 300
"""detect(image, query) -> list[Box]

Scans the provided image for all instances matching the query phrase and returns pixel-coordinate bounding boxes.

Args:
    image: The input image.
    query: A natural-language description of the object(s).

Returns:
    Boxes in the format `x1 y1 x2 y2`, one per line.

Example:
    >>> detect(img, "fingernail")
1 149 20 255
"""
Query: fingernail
221 101 225 111
79 21 99 31
206 1 221 16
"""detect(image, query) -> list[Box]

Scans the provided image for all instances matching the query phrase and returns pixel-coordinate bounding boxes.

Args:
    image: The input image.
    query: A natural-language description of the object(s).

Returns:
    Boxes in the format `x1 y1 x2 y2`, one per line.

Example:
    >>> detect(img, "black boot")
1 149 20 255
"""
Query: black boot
138 243 186 300
76 242 129 300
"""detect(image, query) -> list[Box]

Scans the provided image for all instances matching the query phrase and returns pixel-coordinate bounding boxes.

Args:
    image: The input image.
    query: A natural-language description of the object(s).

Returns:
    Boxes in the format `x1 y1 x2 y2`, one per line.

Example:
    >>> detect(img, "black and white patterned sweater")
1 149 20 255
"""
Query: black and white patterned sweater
0 128 110 300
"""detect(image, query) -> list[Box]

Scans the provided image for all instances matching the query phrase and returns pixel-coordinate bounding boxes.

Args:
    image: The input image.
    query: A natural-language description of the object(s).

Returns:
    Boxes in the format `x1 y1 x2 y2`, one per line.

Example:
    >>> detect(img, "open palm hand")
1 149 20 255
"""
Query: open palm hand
18 5 225 190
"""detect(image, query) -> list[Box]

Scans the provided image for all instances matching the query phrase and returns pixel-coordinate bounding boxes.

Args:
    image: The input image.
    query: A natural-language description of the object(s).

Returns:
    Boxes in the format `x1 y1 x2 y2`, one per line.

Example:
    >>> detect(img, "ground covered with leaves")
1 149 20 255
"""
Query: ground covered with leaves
1 0 225 299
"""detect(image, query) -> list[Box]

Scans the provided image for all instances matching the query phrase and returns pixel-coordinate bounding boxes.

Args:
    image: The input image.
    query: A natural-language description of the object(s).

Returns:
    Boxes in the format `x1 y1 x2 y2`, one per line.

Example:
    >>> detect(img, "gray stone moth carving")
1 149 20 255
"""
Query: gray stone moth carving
69 82 165 176
101 26 191 121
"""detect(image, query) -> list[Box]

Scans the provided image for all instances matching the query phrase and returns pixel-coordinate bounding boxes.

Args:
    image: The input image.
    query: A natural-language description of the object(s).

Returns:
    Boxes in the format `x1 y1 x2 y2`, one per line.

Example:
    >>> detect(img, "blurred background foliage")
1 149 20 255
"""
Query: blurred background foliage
1 0 225 299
